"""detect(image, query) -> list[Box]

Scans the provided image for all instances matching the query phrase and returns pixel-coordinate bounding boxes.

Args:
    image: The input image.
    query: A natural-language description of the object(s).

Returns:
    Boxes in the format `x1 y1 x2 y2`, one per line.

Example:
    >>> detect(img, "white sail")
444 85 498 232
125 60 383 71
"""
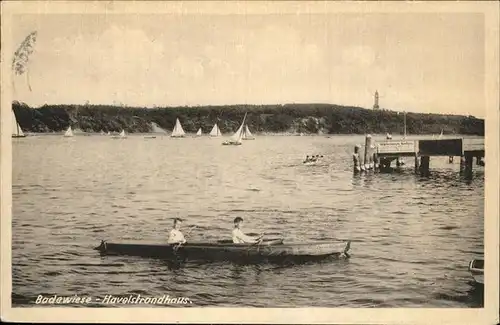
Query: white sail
230 123 244 143
11 109 24 137
228 113 247 144
196 128 202 136
244 125 253 137
242 125 255 140
171 118 186 137
209 123 222 137
438 129 444 139
120 130 126 137
64 126 74 137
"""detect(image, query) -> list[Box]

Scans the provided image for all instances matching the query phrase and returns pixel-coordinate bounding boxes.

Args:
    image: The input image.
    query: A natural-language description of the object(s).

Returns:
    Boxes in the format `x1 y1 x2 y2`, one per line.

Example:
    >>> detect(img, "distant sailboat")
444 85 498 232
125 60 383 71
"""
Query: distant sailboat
386 133 392 140
209 123 223 137
11 109 25 138
64 126 74 137
242 125 255 140
112 129 127 139
222 113 247 146
171 118 186 138
195 128 202 137
438 129 444 139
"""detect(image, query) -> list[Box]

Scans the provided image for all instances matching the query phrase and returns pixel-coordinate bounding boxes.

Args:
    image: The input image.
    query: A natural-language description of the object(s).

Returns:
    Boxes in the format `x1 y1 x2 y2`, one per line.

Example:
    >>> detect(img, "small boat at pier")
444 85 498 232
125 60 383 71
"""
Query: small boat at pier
468 258 484 285
95 239 351 264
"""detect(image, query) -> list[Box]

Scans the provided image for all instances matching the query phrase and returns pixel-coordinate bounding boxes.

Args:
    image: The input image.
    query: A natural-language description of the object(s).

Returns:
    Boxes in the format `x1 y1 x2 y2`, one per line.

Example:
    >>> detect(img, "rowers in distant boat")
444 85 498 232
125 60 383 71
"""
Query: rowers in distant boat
232 217 264 244
303 155 323 164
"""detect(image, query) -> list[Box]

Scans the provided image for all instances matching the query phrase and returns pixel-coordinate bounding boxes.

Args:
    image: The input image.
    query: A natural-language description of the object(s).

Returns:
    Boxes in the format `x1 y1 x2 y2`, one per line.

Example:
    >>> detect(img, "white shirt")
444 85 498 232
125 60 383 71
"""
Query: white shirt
232 228 258 244
168 229 186 244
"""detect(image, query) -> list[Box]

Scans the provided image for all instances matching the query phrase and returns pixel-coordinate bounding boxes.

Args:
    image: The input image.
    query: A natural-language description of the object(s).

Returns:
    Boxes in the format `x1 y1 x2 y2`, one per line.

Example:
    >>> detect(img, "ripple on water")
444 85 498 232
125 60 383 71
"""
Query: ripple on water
11 136 484 307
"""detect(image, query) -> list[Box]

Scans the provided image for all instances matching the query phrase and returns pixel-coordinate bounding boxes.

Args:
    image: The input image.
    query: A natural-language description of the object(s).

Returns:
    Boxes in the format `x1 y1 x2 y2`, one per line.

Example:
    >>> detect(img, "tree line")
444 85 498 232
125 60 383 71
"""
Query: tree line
12 101 484 135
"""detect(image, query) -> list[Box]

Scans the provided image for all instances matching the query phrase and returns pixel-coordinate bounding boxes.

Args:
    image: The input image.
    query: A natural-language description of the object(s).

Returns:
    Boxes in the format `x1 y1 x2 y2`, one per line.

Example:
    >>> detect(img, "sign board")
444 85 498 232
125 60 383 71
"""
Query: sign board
418 139 463 156
463 138 484 153
377 141 416 154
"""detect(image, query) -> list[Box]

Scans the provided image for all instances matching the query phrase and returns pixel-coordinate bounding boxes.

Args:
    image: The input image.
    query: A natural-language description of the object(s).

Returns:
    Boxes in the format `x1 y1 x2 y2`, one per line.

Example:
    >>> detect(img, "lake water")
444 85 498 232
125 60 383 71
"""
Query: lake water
11 134 484 307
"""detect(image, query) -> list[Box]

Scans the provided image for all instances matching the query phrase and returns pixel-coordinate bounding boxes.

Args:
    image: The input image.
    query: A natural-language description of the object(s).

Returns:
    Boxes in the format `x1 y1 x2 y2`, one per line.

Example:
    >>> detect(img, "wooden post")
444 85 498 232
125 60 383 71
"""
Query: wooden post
364 134 373 170
465 153 473 178
476 156 481 165
373 152 379 171
460 155 466 173
353 145 361 173
420 156 430 176
414 155 420 174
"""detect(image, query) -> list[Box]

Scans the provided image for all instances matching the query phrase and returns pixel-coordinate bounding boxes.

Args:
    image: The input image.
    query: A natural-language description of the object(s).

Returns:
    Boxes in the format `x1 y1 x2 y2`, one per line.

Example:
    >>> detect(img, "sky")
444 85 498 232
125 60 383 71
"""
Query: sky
10 12 485 116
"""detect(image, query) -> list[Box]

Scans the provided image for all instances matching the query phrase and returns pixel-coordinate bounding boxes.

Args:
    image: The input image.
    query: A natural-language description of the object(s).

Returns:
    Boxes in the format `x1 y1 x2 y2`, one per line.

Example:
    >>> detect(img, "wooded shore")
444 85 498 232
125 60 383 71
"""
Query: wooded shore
12 101 484 136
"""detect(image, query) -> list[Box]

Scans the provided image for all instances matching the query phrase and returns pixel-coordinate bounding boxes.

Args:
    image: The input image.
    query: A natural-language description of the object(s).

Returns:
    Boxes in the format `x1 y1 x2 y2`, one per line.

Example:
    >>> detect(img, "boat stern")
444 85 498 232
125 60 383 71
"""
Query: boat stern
468 258 484 285
94 240 107 252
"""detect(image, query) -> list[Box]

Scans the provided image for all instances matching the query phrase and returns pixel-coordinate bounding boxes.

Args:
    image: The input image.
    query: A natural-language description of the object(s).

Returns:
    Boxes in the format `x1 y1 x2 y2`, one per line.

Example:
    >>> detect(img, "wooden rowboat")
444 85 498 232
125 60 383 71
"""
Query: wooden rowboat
94 239 351 264
468 258 484 285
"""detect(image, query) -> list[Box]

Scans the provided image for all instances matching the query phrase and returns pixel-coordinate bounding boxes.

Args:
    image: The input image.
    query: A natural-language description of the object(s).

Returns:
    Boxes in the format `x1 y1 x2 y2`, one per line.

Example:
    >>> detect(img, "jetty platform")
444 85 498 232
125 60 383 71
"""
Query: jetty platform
353 135 485 178
375 137 484 176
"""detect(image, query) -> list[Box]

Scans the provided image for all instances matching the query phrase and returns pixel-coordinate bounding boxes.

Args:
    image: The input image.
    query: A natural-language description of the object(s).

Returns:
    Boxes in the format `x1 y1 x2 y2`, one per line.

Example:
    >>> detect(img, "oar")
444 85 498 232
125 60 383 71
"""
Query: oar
173 225 197 251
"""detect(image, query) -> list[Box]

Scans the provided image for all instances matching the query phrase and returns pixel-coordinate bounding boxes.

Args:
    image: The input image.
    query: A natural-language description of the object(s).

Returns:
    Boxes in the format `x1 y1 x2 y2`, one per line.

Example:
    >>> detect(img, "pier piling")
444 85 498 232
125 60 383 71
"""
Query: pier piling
464 154 473 178
414 155 420 173
420 156 430 176
364 135 373 170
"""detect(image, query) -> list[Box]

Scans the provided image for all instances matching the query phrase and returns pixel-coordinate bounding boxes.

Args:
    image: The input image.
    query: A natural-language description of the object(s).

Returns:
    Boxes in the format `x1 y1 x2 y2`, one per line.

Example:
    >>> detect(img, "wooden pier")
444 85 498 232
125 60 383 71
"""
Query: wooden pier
353 136 484 178
376 137 484 177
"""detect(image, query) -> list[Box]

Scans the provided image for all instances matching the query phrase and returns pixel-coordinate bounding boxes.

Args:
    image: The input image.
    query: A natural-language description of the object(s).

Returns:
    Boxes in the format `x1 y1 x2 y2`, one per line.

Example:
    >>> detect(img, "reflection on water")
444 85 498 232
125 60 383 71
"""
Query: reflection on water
12 135 484 307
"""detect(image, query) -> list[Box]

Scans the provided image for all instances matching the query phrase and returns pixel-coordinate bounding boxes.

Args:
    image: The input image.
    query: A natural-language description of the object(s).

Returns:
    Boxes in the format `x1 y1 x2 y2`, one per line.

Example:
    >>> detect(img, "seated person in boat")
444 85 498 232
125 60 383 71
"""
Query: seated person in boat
168 218 187 244
232 217 263 244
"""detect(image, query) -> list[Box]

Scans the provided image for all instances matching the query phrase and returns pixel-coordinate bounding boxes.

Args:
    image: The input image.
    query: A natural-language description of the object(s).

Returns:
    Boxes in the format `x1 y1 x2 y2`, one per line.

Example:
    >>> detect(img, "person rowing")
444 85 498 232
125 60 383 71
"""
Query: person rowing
168 218 187 245
232 217 264 244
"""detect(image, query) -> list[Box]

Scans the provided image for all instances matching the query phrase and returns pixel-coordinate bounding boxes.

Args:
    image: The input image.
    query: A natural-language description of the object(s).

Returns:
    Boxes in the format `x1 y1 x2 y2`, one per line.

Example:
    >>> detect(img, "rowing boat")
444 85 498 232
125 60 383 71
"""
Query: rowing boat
468 258 484 285
95 239 351 264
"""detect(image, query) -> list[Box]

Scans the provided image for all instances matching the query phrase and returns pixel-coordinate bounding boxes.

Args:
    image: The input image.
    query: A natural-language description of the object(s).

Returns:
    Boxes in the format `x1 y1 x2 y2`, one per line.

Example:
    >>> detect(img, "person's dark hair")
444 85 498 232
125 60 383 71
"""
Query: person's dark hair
173 218 183 225
234 217 243 223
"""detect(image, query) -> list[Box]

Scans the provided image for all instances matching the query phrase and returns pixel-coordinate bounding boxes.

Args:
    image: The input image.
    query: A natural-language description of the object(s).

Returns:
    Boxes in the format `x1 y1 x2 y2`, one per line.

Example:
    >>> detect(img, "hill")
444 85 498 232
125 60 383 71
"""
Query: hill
12 101 484 136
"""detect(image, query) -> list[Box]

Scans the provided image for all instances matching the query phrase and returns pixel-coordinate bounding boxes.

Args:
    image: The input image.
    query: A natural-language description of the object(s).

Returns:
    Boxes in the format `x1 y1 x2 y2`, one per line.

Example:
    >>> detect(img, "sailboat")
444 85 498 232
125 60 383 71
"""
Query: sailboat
242 125 255 140
209 123 223 137
438 129 444 139
222 113 247 146
64 126 74 137
112 129 127 139
11 109 25 138
171 118 186 138
386 133 392 140
195 128 202 137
